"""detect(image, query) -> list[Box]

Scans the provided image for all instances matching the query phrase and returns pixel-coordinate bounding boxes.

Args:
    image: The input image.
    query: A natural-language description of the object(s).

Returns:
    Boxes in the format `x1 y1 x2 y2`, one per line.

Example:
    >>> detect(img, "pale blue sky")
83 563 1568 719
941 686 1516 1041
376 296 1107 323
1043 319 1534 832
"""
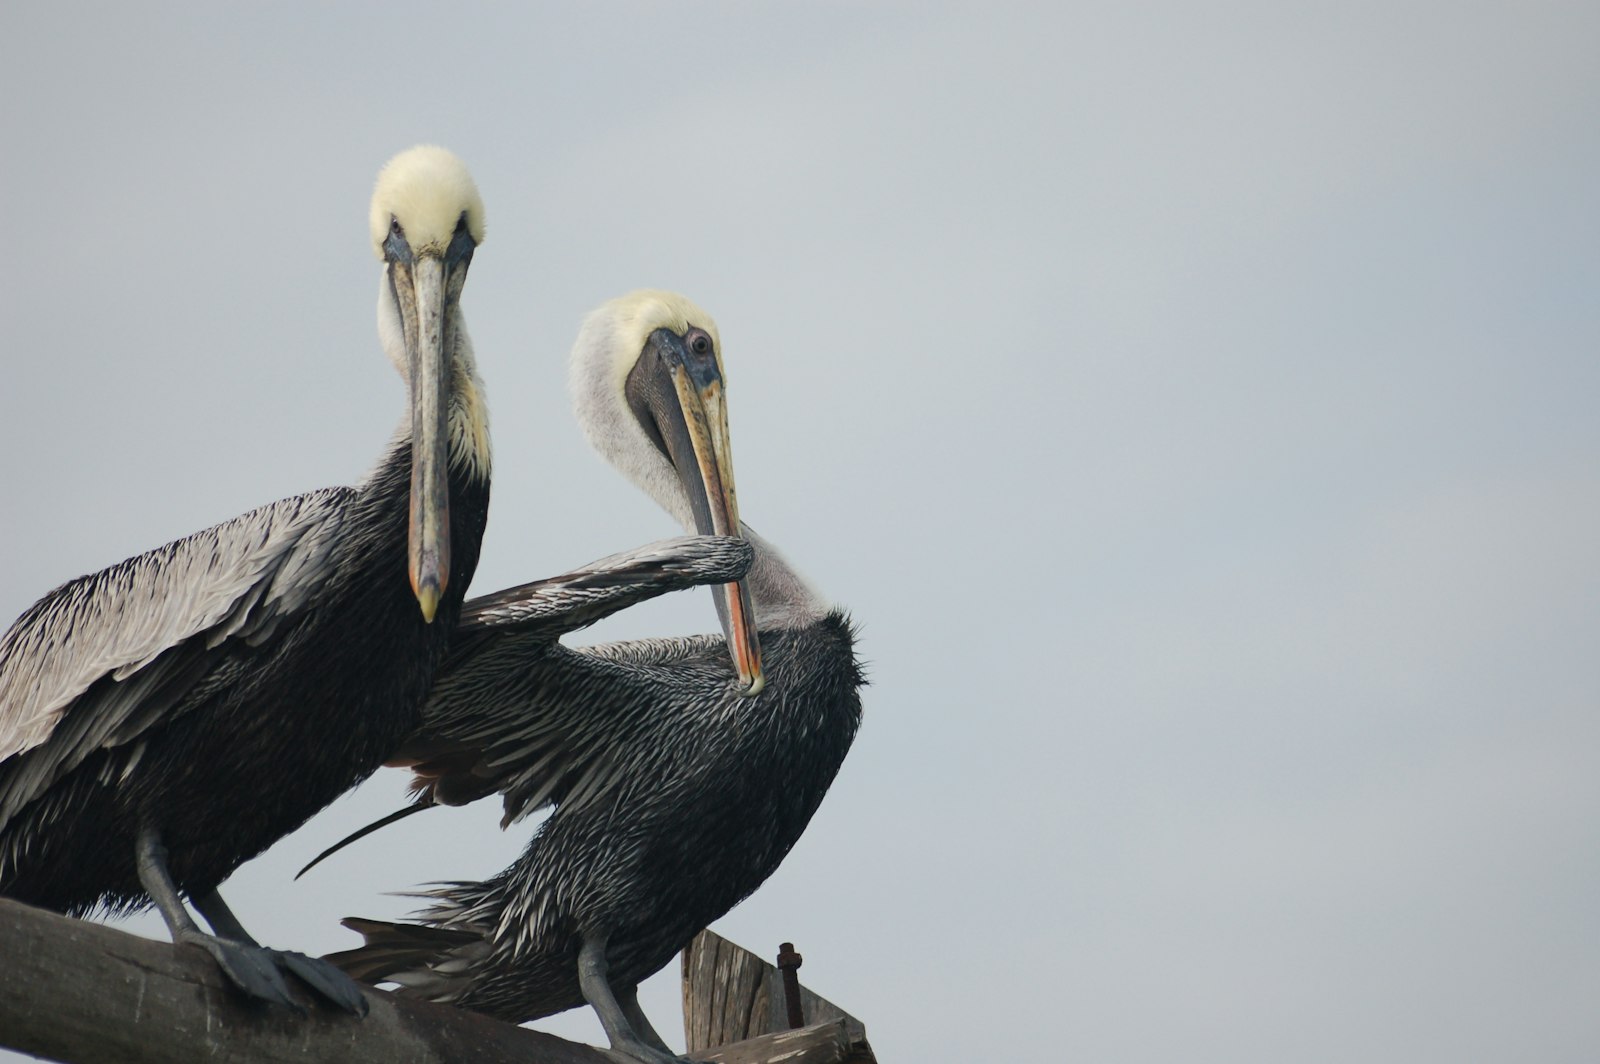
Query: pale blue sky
2 3 1598 1060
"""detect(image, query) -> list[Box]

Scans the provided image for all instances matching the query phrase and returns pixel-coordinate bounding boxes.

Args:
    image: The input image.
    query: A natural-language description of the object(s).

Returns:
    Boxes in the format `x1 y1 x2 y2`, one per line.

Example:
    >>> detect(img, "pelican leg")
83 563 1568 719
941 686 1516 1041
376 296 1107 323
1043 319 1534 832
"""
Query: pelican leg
193 887 370 1017
134 824 299 1012
189 887 258 943
578 937 689 1064
619 984 676 1056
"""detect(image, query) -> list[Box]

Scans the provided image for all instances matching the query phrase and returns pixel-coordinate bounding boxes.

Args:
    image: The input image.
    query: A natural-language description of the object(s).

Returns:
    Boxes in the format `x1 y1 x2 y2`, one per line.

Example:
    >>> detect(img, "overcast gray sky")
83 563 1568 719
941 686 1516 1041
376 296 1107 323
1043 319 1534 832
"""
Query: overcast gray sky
2 2 1598 1061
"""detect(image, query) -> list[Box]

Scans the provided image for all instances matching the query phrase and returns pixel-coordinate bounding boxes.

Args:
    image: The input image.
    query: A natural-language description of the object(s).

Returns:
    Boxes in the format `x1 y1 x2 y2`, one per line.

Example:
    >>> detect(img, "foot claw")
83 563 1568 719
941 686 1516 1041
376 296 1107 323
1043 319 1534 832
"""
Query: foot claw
277 950 370 1016
178 931 368 1016
179 930 303 1014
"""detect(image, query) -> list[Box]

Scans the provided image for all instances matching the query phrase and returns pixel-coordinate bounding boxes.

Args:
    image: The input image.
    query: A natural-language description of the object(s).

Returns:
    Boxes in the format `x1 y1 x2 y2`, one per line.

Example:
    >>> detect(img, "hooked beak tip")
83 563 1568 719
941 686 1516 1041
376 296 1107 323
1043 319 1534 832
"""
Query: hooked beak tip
416 584 442 624
740 671 766 698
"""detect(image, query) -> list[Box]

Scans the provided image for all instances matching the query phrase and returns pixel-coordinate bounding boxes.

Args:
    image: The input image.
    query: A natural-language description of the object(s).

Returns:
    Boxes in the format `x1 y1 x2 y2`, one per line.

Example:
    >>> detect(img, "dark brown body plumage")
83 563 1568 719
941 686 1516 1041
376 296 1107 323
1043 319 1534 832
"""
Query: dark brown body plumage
332 582 860 1025
0 439 488 916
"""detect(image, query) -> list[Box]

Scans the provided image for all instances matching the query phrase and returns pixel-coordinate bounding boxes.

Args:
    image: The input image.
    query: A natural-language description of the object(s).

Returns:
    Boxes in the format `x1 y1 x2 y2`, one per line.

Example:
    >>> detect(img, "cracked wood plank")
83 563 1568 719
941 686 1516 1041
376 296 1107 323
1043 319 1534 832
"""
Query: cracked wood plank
681 930 875 1062
0 899 862 1064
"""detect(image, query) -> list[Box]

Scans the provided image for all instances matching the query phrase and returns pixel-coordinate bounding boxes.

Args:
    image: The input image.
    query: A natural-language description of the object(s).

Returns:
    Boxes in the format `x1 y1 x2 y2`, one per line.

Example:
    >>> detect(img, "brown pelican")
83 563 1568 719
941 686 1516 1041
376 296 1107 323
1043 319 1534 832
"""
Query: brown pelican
320 292 863 1064
0 145 493 1014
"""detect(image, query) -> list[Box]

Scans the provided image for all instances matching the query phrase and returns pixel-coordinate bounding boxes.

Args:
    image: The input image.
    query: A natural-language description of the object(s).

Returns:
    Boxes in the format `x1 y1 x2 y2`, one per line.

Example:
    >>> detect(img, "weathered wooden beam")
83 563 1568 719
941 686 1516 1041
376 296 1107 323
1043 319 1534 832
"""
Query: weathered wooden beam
681 930 875 1063
0 897 606 1064
691 1021 855 1064
0 899 858 1064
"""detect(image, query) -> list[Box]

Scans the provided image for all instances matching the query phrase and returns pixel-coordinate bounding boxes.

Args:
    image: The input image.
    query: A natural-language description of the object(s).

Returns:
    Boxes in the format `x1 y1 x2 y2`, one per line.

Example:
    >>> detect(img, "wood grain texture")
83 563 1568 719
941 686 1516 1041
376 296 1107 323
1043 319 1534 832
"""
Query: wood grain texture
680 930 874 1061
691 1021 854 1064
0 900 868 1064
0 897 599 1064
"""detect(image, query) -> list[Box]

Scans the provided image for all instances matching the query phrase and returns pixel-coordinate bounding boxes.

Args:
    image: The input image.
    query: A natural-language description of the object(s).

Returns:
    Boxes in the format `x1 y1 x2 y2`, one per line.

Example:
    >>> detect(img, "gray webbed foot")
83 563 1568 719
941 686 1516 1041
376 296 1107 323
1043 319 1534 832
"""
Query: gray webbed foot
276 949 371 1016
175 927 303 1013
174 929 369 1015
188 881 369 1015
600 1045 693 1064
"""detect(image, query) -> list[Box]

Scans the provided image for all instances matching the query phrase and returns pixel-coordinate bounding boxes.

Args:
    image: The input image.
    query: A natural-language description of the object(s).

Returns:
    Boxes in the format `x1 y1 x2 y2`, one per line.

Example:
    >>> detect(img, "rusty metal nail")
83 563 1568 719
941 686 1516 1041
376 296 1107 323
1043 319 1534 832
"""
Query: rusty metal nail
776 941 804 1029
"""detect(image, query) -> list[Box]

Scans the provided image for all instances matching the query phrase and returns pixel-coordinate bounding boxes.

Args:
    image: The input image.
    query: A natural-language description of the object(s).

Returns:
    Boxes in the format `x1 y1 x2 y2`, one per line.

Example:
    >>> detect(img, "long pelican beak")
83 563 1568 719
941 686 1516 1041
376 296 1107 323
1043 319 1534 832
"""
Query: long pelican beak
637 330 765 695
392 254 455 622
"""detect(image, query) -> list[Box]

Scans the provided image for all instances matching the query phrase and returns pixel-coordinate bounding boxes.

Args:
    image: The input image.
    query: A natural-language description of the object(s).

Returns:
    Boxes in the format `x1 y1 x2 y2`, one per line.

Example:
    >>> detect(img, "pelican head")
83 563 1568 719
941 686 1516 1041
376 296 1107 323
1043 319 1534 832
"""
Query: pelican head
371 146 486 623
570 290 764 696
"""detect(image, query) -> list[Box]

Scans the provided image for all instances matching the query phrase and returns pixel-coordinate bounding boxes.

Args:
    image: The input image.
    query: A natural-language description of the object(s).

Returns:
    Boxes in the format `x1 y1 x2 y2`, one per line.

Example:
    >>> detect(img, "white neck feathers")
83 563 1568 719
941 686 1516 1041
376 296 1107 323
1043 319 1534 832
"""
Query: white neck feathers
741 524 830 628
377 275 492 482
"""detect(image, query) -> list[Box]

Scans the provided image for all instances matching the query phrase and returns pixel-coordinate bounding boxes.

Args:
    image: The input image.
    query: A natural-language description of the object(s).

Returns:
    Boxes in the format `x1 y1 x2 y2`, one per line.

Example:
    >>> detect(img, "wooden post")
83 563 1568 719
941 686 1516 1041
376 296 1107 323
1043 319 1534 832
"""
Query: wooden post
681 930 875 1062
0 899 863 1064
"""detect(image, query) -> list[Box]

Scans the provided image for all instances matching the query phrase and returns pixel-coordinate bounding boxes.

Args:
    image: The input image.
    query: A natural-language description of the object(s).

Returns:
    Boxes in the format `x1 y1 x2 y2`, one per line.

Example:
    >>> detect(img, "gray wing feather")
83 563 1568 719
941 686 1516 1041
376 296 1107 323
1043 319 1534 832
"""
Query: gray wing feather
409 632 722 825
0 488 350 813
397 536 747 821
457 535 752 637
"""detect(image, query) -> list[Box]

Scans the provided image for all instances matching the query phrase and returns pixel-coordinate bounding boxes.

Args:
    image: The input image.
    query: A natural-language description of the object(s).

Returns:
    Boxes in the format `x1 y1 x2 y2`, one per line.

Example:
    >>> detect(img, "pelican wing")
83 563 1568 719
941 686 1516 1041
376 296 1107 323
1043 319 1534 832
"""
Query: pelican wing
0 487 350 818
456 535 752 638
301 537 748 871
389 630 720 825
390 536 749 817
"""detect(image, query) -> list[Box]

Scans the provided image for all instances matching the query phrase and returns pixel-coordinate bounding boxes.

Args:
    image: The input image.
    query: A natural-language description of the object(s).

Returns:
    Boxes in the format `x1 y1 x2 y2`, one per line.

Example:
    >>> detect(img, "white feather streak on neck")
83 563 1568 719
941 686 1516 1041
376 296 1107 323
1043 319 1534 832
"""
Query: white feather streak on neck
567 293 827 629
568 292 720 533
739 524 829 628
376 273 492 483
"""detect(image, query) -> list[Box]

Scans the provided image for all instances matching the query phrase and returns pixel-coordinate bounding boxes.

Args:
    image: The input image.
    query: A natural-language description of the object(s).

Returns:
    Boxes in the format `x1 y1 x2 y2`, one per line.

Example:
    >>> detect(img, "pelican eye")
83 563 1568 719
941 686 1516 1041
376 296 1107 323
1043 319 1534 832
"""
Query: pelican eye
689 332 712 356
383 217 413 263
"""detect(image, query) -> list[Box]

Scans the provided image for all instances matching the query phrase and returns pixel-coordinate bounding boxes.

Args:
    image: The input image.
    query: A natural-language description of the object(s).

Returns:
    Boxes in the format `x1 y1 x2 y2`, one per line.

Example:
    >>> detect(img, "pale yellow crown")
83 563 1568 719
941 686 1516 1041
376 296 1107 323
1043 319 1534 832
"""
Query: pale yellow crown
569 290 727 533
369 145 486 259
589 289 724 391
